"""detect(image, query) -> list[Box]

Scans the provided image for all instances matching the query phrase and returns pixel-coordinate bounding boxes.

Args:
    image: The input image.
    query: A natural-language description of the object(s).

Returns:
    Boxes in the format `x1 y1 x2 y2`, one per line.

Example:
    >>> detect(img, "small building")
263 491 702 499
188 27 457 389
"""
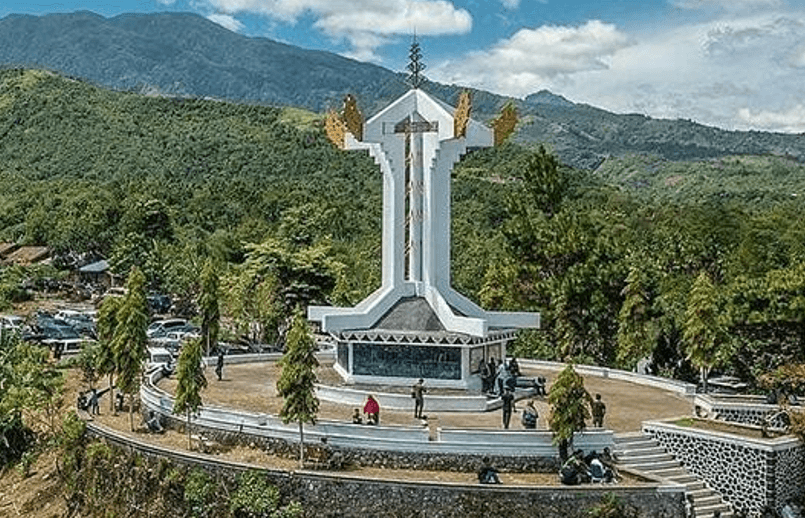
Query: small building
77 259 113 290
2 246 50 266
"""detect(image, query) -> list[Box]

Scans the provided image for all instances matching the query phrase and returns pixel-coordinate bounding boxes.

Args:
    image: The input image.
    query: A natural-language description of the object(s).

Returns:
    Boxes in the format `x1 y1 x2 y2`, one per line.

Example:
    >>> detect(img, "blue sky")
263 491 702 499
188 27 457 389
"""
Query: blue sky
2 0 805 133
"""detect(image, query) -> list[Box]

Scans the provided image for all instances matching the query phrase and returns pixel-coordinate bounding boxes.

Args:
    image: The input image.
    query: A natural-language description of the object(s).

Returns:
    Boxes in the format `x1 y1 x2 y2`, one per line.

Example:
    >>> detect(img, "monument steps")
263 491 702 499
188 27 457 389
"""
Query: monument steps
614 432 734 518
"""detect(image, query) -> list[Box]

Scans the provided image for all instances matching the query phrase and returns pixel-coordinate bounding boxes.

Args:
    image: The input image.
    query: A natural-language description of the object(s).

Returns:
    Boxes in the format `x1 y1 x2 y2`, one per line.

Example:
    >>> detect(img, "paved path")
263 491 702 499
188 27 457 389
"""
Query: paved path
159 360 693 431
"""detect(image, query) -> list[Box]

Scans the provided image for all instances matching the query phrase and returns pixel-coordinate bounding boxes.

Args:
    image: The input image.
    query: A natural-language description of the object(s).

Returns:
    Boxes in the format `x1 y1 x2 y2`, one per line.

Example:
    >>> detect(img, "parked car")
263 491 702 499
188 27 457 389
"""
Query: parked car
147 294 172 315
146 346 176 374
0 314 25 331
54 309 97 338
146 319 189 339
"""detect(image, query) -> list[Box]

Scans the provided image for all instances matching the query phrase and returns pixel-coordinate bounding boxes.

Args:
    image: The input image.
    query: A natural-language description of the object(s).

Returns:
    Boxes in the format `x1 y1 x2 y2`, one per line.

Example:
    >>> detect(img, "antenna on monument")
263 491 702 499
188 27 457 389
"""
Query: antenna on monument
406 35 426 89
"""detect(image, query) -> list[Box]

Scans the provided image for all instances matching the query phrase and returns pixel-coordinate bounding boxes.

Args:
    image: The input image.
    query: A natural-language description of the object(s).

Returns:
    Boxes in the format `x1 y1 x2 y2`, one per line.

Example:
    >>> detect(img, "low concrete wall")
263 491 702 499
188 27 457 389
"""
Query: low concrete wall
141 369 613 465
86 421 686 518
523 360 697 396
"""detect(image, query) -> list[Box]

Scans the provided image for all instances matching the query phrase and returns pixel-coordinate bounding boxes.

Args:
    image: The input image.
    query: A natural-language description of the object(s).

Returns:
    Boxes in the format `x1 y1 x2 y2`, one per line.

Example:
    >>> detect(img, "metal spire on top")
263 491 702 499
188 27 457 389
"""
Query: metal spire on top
407 37 426 89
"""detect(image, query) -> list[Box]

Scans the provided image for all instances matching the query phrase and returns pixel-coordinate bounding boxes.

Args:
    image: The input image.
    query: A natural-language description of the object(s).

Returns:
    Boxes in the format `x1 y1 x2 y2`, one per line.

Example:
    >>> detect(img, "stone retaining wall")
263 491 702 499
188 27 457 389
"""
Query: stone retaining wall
694 394 792 430
644 420 805 516
87 421 686 518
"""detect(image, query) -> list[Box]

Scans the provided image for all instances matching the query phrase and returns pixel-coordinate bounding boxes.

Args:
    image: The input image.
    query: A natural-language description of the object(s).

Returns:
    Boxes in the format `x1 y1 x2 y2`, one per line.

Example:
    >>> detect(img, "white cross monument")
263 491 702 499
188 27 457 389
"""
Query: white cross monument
309 44 539 389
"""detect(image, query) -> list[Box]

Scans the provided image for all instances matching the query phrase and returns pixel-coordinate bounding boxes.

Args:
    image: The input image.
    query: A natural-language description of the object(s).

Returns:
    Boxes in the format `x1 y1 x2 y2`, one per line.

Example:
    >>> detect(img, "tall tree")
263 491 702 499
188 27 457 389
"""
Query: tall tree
173 337 207 449
113 267 149 430
683 271 724 393
198 259 220 356
547 363 591 460
617 264 659 369
96 294 122 413
276 308 319 467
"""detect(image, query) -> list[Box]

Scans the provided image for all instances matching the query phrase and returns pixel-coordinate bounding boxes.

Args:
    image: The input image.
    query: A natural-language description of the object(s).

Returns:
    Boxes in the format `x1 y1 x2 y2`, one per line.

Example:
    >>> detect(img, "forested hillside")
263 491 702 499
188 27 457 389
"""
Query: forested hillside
2 67 805 391
2 11 805 169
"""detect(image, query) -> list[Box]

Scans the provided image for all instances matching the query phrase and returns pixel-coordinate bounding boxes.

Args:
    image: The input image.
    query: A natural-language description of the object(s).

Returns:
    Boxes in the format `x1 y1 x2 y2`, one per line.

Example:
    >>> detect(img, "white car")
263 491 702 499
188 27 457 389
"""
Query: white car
0 315 24 331
147 319 189 339
146 347 175 373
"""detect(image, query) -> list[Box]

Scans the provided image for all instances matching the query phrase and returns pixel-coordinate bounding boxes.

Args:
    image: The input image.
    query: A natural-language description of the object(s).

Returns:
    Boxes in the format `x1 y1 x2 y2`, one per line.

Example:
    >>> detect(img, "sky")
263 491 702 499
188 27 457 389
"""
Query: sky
2 0 805 133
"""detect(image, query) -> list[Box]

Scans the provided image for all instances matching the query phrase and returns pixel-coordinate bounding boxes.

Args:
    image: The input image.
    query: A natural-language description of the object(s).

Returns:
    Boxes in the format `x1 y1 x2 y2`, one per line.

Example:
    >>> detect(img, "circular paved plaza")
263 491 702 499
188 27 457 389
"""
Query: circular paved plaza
157 359 693 432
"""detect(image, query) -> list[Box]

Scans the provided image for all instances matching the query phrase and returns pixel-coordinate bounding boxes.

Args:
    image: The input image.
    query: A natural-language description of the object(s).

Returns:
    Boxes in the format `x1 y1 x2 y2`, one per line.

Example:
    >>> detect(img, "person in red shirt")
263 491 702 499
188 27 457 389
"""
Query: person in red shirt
363 395 380 425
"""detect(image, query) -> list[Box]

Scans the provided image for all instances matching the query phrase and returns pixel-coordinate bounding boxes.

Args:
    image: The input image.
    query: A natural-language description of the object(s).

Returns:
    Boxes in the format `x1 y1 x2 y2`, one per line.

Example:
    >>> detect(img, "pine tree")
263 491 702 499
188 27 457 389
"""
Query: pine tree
198 259 220 356
683 271 723 393
547 363 591 459
113 267 149 430
96 294 122 413
276 308 319 467
173 336 207 449
617 264 659 369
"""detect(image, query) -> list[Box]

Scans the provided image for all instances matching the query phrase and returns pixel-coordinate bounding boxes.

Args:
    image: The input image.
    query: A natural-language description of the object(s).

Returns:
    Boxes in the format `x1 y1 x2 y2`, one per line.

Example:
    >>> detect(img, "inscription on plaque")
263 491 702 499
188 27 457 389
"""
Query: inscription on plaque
353 343 461 379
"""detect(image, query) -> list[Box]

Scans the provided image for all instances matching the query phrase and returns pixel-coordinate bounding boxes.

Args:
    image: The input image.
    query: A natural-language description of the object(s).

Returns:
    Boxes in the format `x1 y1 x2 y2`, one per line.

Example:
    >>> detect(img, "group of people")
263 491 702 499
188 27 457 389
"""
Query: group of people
480 356 520 396
354 395 381 425
559 448 618 485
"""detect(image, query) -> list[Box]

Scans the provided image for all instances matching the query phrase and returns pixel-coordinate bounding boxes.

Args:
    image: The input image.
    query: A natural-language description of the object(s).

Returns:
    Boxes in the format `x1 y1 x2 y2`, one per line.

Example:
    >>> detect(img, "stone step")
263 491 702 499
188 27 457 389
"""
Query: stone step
694 503 733 518
620 458 679 473
616 432 734 518
618 451 676 464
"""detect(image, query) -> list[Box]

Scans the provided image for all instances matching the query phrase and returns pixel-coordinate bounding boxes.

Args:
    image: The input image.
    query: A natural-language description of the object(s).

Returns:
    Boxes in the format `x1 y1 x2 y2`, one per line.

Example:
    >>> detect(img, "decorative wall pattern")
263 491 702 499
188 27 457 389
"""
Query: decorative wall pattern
644 422 804 517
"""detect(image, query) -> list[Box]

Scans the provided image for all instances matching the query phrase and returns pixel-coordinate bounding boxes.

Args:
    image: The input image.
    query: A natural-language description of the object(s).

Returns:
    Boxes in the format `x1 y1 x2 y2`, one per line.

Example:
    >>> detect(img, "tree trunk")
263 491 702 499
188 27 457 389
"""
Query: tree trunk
298 420 305 468
128 394 134 431
109 374 115 414
187 409 192 450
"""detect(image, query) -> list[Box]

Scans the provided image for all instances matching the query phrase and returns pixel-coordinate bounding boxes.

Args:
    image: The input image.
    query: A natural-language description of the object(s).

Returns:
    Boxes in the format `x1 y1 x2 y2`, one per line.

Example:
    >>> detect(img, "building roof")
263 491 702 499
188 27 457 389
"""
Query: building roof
0 243 18 258
79 260 109 274
2 246 49 265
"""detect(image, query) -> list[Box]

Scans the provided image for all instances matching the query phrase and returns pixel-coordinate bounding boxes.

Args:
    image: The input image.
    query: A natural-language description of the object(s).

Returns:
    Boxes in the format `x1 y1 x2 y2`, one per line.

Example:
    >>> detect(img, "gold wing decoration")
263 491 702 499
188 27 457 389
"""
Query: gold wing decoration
493 102 518 146
453 90 472 138
342 94 364 142
324 109 348 149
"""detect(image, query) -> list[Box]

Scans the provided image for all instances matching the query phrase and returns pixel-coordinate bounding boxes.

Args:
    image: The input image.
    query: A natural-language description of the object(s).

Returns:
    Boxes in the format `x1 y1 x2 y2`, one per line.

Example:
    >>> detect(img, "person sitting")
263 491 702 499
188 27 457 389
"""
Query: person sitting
478 456 501 484
560 450 590 486
352 408 363 425
535 376 547 396
363 395 380 425
600 447 620 480
145 411 164 433
521 400 538 429
588 452 614 483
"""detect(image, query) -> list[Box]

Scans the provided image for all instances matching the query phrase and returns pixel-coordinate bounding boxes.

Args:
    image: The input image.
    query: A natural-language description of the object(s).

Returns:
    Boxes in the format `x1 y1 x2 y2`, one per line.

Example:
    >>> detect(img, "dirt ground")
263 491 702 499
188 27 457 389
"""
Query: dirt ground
157 359 694 431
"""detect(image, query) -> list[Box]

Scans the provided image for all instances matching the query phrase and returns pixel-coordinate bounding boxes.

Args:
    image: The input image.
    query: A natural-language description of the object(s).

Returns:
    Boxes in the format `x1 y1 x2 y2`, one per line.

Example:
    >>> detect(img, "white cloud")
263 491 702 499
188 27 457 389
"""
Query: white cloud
738 105 805 133
431 20 631 97
199 0 471 62
500 0 520 9
431 9 805 133
671 0 782 11
206 13 245 32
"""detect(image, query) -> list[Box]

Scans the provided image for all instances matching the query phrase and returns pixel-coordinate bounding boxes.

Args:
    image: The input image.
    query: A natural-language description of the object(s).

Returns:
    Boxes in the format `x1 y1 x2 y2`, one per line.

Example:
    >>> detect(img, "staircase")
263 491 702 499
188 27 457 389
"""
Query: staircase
614 432 733 518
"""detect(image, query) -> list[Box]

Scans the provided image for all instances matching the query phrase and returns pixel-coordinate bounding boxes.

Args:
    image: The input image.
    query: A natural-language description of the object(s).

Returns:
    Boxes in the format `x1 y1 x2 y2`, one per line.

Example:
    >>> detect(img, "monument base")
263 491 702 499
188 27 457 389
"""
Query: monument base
331 328 517 390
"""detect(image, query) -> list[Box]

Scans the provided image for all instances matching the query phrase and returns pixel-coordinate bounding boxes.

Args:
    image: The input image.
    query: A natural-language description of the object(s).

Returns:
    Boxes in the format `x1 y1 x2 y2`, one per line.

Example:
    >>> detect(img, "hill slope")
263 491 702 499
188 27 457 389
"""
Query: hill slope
3 11 805 169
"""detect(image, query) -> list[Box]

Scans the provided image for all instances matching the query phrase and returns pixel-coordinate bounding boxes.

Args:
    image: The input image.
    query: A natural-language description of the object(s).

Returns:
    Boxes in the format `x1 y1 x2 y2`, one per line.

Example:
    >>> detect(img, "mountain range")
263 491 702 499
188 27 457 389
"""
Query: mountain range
2 10 805 169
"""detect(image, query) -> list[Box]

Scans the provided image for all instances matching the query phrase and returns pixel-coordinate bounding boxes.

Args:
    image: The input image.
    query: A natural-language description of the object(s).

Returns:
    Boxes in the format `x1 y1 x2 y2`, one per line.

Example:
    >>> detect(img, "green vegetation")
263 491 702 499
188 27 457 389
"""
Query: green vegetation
2 66 805 395
276 308 319 467
548 364 591 458
173 336 207 448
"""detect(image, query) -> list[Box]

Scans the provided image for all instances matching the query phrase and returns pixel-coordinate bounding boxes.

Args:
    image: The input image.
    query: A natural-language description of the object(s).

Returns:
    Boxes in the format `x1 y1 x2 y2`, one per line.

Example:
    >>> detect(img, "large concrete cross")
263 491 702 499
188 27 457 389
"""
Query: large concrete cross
309 89 539 337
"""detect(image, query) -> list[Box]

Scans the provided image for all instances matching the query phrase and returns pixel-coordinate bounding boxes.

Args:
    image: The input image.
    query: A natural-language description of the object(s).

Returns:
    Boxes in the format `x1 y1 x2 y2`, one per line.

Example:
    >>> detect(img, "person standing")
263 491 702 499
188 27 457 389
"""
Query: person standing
89 388 100 416
412 378 426 419
216 348 225 381
501 388 514 429
591 393 606 428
